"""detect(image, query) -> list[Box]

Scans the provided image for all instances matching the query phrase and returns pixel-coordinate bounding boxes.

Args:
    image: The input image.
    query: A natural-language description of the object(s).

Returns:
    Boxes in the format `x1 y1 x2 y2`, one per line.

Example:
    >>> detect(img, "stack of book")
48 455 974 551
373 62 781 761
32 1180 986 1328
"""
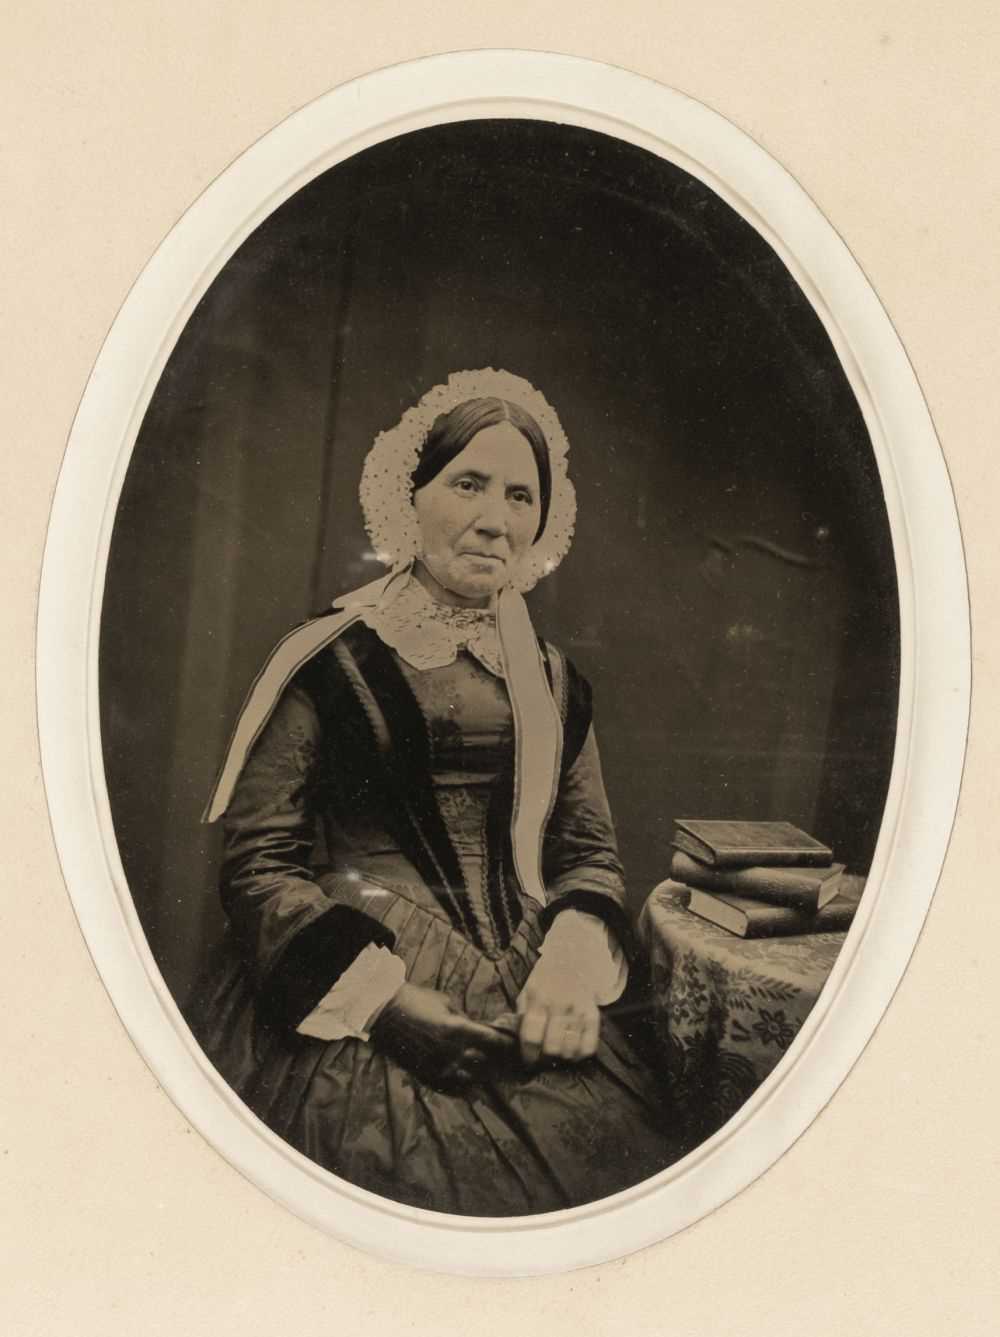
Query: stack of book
669 818 862 939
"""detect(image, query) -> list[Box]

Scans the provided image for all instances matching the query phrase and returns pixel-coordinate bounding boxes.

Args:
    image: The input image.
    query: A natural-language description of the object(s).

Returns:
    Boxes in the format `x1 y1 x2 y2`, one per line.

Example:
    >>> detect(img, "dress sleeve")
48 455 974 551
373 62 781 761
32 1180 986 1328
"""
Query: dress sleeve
540 721 635 960
220 680 397 1030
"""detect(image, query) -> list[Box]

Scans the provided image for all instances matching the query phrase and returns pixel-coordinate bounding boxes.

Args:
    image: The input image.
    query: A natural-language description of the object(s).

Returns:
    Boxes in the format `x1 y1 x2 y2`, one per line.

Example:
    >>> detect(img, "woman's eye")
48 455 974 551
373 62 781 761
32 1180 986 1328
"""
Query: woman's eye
509 489 534 505
453 477 480 494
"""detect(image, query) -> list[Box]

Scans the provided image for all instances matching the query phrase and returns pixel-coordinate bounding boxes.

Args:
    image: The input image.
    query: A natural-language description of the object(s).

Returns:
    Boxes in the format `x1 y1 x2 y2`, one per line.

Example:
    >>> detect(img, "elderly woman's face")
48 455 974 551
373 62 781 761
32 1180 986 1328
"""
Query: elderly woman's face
413 423 542 605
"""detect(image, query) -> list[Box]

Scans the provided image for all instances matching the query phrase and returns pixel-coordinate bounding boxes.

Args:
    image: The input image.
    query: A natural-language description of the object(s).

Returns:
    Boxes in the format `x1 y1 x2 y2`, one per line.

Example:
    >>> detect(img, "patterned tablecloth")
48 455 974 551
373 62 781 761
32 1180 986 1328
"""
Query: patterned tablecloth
636 878 863 1147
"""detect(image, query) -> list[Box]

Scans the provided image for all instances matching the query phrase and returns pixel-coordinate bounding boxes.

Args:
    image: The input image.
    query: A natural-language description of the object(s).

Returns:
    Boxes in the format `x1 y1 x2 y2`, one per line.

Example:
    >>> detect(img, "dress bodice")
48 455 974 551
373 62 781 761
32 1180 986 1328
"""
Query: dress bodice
393 651 516 956
395 652 514 783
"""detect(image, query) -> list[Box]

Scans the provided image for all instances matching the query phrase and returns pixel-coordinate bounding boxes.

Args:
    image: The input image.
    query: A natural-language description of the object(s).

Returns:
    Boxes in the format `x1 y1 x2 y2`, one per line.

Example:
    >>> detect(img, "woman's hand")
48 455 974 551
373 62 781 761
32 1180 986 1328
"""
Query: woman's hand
369 982 516 1093
515 954 601 1066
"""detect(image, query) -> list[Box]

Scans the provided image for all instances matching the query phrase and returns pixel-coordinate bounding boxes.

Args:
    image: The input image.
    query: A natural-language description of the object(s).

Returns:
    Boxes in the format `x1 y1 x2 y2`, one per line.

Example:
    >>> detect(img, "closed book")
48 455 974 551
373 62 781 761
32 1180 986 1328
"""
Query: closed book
672 818 833 869
670 850 845 911
685 883 862 939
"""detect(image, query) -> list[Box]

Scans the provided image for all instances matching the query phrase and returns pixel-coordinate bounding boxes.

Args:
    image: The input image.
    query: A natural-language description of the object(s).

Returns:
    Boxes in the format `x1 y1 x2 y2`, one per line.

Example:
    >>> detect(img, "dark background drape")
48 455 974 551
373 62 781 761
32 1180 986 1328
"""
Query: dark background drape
99 120 899 1006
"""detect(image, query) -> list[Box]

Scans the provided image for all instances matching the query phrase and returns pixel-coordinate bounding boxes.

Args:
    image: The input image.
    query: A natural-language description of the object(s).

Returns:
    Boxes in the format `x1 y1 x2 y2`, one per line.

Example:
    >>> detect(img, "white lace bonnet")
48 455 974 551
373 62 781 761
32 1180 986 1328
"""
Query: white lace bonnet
358 367 577 591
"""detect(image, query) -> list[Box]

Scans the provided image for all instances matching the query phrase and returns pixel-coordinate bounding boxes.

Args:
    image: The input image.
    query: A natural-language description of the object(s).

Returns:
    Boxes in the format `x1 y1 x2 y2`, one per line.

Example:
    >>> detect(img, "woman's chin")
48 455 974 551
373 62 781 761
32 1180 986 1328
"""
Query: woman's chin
418 558 509 605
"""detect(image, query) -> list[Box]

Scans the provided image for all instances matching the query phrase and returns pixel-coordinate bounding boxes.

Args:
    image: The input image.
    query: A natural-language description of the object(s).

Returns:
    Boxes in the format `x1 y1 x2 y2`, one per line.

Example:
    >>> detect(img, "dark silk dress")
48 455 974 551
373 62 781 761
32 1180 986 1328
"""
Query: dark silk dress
193 620 679 1215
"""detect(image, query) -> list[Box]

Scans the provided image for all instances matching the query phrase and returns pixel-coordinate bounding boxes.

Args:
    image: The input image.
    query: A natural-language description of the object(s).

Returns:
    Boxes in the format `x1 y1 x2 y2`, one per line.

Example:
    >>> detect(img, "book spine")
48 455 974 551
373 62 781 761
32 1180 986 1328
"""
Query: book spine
741 911 803 939
741 903 855 938
812 903 857 933
709 847 832 869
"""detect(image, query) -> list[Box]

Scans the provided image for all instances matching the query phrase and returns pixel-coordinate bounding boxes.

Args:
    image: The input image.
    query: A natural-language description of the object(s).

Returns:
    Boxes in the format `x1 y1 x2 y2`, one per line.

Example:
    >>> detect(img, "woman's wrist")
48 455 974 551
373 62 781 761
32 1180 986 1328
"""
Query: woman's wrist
538 890 635 961
537 908 628 1006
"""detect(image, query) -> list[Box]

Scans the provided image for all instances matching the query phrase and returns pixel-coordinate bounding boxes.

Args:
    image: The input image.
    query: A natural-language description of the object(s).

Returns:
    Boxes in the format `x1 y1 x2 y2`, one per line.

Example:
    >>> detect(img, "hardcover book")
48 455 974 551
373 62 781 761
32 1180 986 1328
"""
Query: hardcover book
684 881 863 939
670 850 846 911
672 818 833 869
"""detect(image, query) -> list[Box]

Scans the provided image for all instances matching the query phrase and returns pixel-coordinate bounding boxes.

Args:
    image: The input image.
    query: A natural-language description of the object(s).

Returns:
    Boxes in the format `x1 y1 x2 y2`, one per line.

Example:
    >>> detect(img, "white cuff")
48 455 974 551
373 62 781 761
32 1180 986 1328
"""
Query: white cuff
295 944 406 1042
538 909 629 1005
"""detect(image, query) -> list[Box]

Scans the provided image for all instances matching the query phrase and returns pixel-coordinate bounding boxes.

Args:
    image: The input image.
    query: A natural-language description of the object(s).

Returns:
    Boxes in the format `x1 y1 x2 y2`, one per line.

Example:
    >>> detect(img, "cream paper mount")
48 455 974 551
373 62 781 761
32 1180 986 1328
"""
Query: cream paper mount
36 50 970 1275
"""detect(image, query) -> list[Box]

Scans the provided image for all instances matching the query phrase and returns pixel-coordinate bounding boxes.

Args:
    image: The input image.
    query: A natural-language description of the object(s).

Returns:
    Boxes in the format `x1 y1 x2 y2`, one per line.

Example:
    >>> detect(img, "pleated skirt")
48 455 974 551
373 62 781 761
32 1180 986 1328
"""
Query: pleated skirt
193 878 681 1216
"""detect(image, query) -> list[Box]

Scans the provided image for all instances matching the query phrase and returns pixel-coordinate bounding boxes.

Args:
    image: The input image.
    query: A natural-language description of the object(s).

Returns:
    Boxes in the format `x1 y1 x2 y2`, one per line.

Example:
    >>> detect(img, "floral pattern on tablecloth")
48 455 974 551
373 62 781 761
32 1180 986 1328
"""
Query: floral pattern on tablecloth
637 880 863 1148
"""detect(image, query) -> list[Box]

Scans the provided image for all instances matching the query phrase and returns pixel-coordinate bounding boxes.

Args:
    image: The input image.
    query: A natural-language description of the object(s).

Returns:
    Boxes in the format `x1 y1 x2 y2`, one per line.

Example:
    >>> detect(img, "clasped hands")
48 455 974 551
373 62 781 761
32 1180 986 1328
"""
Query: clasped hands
514 948 601 1065
369 953 601 1094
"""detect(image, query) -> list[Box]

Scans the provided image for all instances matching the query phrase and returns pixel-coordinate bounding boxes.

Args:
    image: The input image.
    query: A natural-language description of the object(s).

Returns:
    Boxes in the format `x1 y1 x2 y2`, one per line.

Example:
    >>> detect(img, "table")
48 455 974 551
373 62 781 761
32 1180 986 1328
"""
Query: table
636 877 863 1147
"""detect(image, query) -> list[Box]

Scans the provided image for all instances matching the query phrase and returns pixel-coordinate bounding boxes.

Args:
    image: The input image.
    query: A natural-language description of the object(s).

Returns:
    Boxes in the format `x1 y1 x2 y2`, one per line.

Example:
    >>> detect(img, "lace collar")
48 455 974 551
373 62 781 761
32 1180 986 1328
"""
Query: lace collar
360 575 504 677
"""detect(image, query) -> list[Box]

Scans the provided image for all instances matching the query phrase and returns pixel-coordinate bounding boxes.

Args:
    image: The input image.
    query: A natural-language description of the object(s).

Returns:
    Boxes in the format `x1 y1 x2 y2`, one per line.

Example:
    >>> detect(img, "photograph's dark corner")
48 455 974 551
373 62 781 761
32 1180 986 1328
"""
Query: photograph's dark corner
98 118 900 1214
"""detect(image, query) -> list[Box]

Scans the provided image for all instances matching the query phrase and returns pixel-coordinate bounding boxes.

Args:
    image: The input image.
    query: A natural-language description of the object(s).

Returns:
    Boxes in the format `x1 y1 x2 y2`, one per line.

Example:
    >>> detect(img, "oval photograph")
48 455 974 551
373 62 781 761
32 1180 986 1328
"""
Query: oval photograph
96 114 900 1221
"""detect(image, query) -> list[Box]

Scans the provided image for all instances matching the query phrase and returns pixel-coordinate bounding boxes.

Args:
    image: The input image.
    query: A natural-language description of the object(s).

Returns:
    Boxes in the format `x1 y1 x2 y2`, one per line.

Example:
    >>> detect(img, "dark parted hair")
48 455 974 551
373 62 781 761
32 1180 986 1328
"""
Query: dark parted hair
410 397 552 542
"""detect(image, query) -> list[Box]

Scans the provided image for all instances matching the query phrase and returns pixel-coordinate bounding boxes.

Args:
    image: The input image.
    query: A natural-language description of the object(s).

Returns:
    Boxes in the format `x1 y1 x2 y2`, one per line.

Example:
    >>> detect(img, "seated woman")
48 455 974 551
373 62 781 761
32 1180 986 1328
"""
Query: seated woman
194 369 679 1215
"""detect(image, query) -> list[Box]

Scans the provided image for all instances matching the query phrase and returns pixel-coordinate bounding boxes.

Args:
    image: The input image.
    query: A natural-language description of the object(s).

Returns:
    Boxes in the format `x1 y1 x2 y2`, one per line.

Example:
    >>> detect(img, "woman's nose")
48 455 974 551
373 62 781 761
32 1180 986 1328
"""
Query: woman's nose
474 494 508 536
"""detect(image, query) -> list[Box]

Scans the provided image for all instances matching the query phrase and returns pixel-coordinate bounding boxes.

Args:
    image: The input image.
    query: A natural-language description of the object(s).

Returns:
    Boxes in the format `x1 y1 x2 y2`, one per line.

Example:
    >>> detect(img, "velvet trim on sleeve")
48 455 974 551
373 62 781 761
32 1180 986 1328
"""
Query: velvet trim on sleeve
256 904 397 1031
